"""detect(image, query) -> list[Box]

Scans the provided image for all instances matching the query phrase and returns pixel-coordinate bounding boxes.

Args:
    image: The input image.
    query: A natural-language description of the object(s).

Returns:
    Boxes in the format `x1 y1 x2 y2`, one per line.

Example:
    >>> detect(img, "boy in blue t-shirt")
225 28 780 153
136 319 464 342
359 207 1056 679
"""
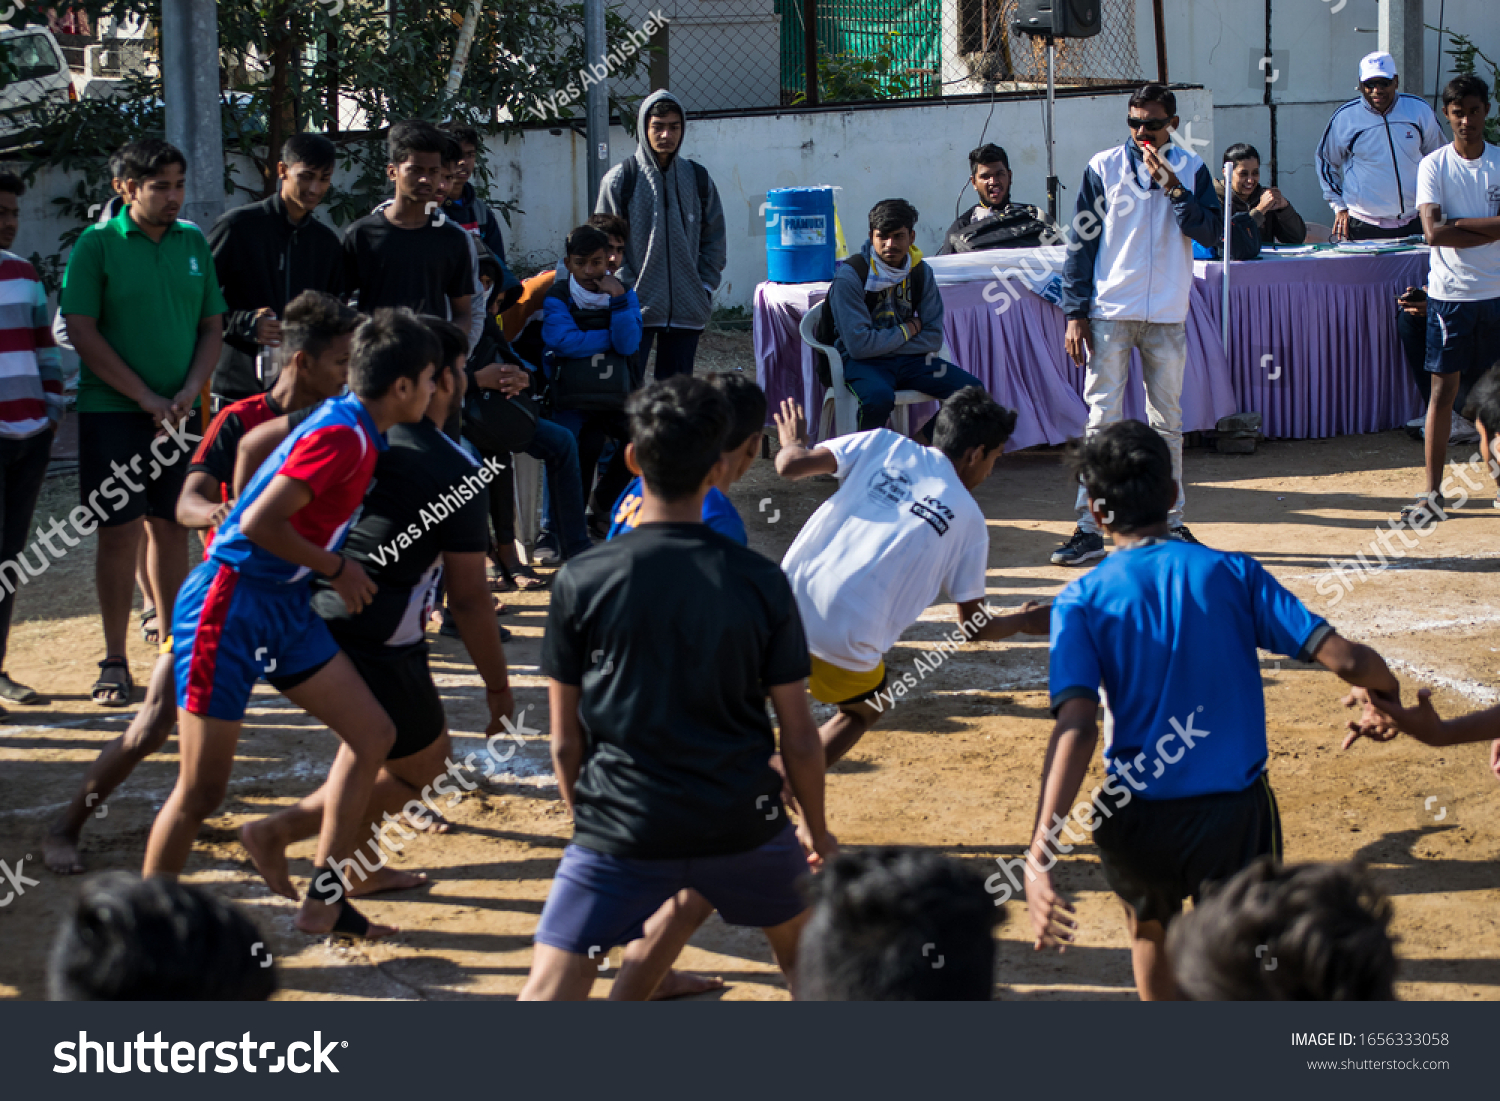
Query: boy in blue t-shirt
1026 421 1400 1000
608 370 763 544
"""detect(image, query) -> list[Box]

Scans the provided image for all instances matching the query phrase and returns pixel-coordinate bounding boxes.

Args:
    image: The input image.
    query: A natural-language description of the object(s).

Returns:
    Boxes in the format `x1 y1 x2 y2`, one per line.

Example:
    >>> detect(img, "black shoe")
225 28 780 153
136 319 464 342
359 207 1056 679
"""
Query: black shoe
1050 527 1106 567
1168 524 1200 545
531 539 562 566
586 514 610 542
1398 492 1448 529
0 671 43 704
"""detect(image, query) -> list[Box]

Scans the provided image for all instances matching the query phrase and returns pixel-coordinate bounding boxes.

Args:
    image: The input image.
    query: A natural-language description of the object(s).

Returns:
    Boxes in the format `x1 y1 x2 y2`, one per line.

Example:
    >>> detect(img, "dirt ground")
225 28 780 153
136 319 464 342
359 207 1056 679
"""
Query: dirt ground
2 329 1499 1001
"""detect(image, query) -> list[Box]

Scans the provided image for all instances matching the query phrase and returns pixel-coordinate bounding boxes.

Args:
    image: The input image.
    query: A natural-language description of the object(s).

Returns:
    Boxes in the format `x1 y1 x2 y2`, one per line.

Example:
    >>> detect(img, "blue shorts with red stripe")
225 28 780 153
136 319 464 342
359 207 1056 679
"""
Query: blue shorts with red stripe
172 559 339 721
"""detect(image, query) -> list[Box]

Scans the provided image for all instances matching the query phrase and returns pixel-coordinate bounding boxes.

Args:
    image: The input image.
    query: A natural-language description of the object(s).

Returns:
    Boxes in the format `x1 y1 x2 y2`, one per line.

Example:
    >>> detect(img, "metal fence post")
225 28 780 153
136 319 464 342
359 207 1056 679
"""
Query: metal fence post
802 0 818 106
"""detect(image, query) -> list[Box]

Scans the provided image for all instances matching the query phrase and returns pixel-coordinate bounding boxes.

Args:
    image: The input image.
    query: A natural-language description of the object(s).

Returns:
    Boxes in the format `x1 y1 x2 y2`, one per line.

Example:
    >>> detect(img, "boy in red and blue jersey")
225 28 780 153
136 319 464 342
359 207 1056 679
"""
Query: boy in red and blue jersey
1025 420 1400 1000
144 308 439 940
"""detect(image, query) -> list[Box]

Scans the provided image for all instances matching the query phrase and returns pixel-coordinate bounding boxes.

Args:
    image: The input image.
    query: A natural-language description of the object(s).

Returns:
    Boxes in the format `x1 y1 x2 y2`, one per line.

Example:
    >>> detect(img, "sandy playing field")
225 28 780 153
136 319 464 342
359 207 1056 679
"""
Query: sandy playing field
2 331 1498 1001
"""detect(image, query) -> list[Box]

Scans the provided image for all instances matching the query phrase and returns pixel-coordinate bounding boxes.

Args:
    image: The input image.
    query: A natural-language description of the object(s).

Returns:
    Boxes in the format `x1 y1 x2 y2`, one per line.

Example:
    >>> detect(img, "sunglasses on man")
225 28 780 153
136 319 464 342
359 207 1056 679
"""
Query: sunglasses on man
1126 117 1170 132
1360 78 1394 91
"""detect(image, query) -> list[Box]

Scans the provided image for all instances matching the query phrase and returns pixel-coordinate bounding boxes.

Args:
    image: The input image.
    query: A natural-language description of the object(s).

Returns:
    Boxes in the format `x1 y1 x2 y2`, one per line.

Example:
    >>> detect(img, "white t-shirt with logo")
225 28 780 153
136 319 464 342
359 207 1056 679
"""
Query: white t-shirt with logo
1416 143 1500 302
781 428 990 672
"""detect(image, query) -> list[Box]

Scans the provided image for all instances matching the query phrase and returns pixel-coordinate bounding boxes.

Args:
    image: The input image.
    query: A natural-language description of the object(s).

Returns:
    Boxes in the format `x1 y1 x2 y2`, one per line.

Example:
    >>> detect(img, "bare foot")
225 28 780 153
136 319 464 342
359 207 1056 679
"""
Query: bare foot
240 821 298 900
348 866 429 897
43 830 85 875
407 807 451 834
295 899 398 940
650 969 726 1000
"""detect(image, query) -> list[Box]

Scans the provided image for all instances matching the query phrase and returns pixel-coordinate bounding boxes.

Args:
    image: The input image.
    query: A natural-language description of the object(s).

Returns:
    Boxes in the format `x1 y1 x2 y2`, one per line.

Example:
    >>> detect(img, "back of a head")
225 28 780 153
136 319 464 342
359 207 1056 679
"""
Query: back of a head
388 119 447 166
1462 360 1500 431
798 848 1000 1000
1168 858 1397 1001
869 198 918 237
281 132 337 172
706 371 767 452
588 211 630 242
420 314 469 377
626 377 730 501
931 387 1016 463
116 138 186 183
349 307 440 399
1067 420 1173 533
49 872 275 1000
281 290 361 365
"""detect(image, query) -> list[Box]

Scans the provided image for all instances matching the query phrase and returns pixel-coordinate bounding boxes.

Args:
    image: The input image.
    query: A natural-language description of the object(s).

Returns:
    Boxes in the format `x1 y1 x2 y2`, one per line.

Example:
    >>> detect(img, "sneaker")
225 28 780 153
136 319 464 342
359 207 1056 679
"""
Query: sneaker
0 671 42 704
1405 415 1427 429
531 540 562 567
1050 527 1106 567
1168 524 1200 545
1450 413 1480 445
1398 492 1448 528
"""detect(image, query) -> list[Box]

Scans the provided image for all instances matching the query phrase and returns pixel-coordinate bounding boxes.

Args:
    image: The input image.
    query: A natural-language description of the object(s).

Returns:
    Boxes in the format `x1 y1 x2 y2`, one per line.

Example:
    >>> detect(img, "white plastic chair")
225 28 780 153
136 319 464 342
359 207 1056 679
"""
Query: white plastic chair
799 299 955 440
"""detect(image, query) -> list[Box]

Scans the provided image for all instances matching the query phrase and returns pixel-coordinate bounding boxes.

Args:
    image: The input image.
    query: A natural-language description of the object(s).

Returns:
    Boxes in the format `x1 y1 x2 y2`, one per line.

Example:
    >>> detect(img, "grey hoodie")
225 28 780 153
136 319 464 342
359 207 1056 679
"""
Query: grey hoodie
595 90 727 331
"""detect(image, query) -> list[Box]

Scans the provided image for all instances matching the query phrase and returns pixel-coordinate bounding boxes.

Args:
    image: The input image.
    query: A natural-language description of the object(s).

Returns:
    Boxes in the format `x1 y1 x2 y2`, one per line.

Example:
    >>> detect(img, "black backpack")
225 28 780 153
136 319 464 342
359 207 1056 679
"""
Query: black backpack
544 278 635 413
949 204 1054 252
810 255 931 388
462 317 539 454
618 155 713 214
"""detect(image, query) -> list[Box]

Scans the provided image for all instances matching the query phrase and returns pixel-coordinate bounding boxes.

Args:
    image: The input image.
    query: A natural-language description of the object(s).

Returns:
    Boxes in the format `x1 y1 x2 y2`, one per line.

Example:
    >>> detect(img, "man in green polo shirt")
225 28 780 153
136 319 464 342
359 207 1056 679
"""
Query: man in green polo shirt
60 139 225 707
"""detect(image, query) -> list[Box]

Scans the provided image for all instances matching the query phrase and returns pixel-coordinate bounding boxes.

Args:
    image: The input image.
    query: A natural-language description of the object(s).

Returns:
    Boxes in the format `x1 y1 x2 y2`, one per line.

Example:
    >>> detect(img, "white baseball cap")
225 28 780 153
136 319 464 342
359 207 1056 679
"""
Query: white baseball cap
1359 52 1398 82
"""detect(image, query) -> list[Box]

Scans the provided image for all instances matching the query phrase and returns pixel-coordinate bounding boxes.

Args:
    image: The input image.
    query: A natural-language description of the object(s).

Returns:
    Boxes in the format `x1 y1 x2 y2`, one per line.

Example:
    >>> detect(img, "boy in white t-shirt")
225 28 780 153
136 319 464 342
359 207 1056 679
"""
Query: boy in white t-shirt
774 388 1050 762
1402 74 1500 526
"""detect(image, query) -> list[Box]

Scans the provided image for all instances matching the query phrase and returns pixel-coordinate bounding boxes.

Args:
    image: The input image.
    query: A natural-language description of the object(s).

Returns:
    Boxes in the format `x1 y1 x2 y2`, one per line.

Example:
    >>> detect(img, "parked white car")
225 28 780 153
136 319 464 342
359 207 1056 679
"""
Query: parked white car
0 24 75 150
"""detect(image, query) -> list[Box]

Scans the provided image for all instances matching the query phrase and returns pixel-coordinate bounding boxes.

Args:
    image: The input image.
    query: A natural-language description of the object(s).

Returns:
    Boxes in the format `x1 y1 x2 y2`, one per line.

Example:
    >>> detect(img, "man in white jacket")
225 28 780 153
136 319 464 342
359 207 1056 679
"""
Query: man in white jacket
1052 85 1224 567
1317 51 1445 242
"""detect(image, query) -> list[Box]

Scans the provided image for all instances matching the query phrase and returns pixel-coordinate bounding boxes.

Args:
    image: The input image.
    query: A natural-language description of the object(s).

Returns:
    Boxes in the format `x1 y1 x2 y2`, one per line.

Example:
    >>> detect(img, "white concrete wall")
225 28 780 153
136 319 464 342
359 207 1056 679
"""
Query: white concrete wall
1135 0 1500 230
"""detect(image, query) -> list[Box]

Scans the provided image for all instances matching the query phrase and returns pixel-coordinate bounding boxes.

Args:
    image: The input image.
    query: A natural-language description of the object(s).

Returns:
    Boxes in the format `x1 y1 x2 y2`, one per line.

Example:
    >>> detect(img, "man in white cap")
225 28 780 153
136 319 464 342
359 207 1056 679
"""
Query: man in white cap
1317 51 1445 241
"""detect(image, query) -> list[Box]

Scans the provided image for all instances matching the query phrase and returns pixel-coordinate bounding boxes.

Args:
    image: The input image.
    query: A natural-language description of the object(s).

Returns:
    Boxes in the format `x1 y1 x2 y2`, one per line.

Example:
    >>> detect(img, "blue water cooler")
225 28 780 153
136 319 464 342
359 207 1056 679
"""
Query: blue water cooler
765 186 836 283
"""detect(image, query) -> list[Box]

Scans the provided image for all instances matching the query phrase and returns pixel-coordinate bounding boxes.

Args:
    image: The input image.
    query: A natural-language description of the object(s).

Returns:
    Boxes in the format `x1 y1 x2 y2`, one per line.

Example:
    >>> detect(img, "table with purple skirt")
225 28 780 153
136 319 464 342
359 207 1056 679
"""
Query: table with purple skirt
753 249 1430 448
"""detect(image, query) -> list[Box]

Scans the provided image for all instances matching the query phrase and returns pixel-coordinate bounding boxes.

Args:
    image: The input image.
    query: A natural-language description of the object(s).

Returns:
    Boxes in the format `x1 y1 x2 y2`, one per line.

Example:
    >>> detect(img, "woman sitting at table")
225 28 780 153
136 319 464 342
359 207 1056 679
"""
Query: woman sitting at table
1216 144 1308 246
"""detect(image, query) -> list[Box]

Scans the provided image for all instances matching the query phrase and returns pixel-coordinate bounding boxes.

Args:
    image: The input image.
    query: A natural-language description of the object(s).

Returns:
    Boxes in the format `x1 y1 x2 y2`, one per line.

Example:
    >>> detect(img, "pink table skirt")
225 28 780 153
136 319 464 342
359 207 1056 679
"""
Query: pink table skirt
754 250 1428 446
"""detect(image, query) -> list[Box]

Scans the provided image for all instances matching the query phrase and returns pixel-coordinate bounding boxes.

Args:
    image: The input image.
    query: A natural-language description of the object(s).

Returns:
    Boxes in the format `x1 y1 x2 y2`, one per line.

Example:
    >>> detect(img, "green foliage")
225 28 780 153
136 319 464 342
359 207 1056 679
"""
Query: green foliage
794 33 921 104
1431 27 1500 144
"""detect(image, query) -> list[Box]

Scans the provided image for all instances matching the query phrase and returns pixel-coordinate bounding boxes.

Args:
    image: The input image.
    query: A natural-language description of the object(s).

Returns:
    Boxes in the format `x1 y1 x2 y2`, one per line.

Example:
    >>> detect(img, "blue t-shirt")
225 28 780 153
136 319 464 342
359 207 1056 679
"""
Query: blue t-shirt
1049 539 1331 801
607 476 748 545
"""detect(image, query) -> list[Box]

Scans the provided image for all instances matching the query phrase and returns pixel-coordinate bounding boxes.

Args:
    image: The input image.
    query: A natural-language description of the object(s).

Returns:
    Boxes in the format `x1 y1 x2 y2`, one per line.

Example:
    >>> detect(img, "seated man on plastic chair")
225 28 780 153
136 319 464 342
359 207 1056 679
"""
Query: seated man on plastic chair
826 198 983 440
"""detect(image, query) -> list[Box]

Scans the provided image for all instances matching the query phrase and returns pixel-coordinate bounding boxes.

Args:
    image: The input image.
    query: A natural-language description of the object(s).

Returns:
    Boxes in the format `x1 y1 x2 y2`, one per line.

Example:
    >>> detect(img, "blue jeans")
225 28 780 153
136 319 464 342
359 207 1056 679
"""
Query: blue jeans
839 350 984 438
530 418 591 558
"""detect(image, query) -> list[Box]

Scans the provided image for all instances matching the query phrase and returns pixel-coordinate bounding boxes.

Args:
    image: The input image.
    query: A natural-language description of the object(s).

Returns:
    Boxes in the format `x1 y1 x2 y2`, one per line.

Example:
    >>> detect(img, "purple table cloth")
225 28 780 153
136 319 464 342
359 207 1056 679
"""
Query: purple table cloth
754 250 1429 445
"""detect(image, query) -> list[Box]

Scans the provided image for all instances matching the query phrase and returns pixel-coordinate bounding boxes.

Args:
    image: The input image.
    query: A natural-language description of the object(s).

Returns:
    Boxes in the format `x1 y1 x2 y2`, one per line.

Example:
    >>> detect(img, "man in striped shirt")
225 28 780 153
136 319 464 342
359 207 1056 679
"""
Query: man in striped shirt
0 172 63 710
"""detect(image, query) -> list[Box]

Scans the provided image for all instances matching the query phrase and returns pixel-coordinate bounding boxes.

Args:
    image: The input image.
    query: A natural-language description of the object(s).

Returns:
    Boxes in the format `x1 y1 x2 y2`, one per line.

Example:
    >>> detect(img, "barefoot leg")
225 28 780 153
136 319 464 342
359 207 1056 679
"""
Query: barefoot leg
819 700 881 767
761 908 811 999
611 889 718 1000
142 709 240 879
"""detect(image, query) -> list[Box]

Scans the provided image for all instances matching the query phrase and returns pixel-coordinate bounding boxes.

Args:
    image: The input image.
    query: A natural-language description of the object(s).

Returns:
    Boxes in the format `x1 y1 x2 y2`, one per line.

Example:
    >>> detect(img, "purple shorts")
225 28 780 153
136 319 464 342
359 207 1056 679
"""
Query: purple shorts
533 824 809 955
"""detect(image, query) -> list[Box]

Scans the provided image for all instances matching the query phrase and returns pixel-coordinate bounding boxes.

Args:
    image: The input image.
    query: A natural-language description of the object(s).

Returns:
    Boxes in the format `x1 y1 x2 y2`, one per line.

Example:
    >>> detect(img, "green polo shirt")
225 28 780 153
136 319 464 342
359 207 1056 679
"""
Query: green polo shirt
59 207 226 413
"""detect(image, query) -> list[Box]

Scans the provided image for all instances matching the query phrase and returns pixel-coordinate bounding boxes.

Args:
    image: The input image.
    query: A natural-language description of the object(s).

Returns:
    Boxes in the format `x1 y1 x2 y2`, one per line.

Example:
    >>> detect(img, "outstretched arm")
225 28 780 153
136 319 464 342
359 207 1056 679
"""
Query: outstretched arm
1354 689 1500 750
768 680 836 867
772 398 837 479
958 598 1050 643
1024 696 1095 950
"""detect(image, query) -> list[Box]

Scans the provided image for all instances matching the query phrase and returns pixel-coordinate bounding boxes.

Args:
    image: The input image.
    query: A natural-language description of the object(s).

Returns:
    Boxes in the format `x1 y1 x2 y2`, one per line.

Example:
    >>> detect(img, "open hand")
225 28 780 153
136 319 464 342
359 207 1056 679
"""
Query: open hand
1025 867 1078 951
1018 600 1051 636
1332 210 1351 242
773 397 808 451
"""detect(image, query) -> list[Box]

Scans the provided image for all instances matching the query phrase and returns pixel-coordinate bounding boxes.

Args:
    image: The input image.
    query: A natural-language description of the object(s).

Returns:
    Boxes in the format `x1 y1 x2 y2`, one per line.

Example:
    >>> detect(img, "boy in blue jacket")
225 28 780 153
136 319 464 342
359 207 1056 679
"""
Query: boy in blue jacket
541 224 644 537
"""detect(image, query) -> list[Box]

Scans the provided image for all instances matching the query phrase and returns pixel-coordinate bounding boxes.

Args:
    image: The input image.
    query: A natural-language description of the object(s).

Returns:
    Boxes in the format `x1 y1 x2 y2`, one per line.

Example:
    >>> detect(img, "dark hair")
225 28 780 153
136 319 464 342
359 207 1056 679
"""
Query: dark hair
931 387 1016 464
439 134 464 167
1129 83 1177 117
280 290 362 367
1461 360 1500 431
48 873 275 1001
0 172 23 198
280 132 336 171
588 211 630 242
447 125 481 151
349 308 441 400
1442 73 1491 109
626 377 730 502
108 148 129 182
1167 858 1397 1001
1222 143 1261 167
420 314 469 379
115 139 187 183
869 198 919 236
799 848 1001 1001
706 371 767 452
1067 420 1173 533
565 224 611 259
388 119 448 167
645 98 684 121
969 144 1010 172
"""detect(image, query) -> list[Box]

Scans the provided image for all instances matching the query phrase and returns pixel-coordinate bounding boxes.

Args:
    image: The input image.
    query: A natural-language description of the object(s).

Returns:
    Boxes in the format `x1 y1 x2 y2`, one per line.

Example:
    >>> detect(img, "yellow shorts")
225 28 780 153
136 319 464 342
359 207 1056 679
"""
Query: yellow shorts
808 655 887 706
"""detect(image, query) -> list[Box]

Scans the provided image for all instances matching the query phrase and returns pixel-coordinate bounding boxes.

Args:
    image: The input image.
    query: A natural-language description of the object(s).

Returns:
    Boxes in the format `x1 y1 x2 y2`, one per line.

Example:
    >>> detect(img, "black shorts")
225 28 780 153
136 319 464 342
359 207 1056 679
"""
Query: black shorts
78 410 204 527
328 626 446 761
1092 774 1282 925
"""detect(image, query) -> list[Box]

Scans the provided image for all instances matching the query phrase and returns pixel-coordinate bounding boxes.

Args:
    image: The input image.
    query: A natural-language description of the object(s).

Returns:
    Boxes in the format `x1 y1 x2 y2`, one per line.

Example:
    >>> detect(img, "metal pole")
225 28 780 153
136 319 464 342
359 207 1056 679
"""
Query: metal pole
1045 36 1058 222
802 0 819 106
161 0 225 230
1221 160 1233 357
1151 0 1168 85
584 0 609 207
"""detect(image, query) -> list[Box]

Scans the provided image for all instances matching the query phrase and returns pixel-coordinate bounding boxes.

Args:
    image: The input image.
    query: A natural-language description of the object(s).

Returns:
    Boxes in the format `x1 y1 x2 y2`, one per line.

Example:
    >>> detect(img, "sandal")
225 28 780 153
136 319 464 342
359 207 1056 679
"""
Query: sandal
307 865 395 939
91 657 134 708
140 607 159 646
1398 492 1448 529
509 563 550 592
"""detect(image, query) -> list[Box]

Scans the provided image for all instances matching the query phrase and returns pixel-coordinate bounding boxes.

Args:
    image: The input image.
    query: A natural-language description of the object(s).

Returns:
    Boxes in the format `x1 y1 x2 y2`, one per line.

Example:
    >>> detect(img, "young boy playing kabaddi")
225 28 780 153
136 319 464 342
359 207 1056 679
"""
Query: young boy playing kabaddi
144 308 438 938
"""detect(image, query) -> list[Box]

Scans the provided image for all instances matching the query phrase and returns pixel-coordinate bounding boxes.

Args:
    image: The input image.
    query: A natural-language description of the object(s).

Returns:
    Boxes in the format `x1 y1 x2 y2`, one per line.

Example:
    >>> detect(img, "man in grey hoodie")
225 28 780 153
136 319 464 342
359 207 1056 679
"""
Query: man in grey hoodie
596 91 726 380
